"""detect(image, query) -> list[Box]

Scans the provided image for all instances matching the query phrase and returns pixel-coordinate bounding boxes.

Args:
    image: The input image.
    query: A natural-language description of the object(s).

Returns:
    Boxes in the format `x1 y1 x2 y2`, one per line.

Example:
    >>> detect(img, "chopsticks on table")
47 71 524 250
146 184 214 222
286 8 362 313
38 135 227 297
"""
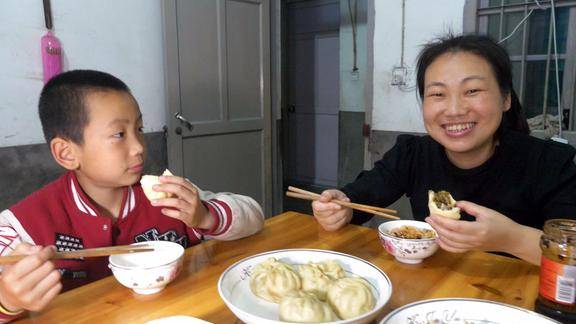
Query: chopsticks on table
286 186 400 220
0 244 154 265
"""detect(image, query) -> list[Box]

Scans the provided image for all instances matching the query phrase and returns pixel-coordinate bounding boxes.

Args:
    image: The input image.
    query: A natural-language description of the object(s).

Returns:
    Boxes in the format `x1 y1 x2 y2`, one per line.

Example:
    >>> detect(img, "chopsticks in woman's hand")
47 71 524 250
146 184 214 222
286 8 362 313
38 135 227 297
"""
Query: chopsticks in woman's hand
0 244 154 265
286 186 399 220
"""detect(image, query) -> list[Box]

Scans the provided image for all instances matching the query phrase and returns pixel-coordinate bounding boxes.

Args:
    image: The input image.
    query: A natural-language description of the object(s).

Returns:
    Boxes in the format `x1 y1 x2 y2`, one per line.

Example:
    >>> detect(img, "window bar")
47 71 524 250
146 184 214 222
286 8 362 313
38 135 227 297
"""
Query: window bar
541 13 554 131
566 7 576 131
519 1 529 103
499 2 505 40
551 0 563 135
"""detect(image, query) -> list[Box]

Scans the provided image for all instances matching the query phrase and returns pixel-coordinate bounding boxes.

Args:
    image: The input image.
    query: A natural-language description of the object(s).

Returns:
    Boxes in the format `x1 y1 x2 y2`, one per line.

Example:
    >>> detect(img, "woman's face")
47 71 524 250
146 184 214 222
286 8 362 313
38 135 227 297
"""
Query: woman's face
422 51 511 168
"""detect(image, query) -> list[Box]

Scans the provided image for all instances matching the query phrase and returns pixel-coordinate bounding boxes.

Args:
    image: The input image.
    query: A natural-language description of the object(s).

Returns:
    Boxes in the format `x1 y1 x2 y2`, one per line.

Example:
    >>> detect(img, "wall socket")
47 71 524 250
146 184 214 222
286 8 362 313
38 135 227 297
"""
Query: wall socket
391 66 407 86
350 70 359 81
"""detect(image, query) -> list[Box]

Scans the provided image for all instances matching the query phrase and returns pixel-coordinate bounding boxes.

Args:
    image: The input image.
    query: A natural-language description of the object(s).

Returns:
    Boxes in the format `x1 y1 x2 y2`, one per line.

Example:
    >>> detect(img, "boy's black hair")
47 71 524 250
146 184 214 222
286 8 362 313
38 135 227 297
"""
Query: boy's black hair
38 69 131 144
416 33 530 135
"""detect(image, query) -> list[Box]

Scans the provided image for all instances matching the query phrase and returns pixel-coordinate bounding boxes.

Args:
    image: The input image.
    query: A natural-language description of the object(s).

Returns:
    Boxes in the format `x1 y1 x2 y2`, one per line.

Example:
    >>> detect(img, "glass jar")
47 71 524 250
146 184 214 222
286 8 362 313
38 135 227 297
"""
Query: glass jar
535 219 576 323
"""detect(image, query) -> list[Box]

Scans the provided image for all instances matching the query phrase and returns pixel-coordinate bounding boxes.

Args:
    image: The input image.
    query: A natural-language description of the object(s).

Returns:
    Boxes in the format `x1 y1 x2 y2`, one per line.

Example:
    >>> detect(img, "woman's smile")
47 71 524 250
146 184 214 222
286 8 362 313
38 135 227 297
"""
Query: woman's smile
443 122 477 137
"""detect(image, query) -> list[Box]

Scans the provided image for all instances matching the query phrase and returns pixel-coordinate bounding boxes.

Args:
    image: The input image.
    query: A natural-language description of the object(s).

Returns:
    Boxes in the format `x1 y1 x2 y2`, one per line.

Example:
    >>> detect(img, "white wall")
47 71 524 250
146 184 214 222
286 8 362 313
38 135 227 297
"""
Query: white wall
0 0 166 148
371 0 465 132
340 0 367 113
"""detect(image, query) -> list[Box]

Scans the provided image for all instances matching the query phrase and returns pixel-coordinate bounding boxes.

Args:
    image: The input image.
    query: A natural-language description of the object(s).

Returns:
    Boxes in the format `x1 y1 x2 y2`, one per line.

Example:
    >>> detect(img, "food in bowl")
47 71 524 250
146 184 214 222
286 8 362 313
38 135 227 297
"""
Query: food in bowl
218 249 392 324
428 190 461 219
388 225 436 239
140 169 175 201
249 257 375 322
108 240 184 295
378 220 439 264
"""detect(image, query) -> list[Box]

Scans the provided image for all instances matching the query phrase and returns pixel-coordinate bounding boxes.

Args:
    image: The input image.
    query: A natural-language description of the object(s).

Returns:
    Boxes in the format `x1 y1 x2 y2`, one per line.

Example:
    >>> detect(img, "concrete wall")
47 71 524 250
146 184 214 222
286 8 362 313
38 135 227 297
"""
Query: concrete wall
340 0 367 113
338 0 367 186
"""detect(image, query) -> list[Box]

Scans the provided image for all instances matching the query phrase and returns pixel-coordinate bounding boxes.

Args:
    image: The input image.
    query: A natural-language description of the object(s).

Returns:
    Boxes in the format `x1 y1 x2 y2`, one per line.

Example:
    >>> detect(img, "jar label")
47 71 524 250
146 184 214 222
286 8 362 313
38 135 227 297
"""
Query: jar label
539 256 576 305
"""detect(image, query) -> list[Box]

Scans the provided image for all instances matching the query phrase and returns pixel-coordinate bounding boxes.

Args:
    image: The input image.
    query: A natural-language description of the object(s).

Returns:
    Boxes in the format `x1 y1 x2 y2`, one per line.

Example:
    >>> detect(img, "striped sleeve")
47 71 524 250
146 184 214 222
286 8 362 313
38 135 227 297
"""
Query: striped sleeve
0 209 35 258
195 187 264 241
0 210 31 322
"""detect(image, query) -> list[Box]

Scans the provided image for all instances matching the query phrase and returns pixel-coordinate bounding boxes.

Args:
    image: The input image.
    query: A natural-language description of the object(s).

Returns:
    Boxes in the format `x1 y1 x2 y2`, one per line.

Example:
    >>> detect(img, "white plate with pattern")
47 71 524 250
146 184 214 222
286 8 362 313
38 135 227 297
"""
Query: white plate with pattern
380 298 559 324
218 249 392 324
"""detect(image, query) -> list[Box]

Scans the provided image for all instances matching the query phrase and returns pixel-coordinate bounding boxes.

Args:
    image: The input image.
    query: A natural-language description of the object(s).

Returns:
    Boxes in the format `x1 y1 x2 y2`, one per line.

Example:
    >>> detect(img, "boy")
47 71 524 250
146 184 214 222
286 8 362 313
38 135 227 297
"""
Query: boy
0 70 264 321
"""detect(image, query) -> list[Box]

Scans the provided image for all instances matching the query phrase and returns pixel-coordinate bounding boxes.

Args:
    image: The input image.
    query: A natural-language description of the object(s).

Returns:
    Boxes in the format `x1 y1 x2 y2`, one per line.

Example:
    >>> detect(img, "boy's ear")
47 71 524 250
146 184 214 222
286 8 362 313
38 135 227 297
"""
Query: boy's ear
50 137 80 170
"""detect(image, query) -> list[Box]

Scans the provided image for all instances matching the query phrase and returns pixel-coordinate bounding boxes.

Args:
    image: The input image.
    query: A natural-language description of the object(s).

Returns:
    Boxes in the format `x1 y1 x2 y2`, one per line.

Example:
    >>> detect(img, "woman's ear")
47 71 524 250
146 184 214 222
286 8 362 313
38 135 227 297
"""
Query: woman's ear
50 137 80 170
503 92 512 112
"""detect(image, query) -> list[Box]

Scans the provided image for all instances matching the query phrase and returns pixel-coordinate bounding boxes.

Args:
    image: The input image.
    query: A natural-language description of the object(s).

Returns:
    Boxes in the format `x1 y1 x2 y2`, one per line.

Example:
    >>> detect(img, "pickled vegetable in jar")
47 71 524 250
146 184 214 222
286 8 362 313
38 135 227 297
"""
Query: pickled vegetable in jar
535 219 576 323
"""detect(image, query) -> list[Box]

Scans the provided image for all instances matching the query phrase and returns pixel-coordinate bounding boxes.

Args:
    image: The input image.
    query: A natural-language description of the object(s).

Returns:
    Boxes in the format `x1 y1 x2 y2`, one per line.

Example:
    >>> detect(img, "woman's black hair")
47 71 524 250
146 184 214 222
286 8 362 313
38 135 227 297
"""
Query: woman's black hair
416 34 529 135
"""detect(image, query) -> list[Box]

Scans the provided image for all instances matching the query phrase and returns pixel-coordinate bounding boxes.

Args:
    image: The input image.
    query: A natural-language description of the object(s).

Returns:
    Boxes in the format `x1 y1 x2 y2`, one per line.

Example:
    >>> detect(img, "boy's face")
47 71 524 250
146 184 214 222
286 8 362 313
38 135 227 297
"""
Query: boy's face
73 90 146 188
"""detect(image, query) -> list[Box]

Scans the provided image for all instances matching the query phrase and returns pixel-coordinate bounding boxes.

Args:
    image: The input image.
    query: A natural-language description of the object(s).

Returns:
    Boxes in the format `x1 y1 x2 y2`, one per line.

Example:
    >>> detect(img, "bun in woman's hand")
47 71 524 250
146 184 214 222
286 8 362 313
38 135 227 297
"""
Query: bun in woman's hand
428 190 461 219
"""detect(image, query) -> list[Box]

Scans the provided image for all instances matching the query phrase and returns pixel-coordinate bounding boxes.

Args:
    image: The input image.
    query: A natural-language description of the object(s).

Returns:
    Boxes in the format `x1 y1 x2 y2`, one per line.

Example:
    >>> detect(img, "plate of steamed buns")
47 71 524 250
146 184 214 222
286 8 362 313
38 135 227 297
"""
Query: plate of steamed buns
218 249 392 324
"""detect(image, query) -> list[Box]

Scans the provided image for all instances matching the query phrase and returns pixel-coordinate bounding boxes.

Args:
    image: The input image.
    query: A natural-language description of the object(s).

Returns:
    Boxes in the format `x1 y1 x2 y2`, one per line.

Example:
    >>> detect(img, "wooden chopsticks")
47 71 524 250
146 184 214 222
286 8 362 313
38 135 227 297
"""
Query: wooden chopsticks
0 244 154 265
286 186 399 220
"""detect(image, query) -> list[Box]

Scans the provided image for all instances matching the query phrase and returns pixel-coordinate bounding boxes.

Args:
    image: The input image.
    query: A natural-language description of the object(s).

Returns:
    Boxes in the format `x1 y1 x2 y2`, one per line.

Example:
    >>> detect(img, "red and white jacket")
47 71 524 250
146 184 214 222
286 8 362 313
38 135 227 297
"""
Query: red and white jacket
0 172 263 322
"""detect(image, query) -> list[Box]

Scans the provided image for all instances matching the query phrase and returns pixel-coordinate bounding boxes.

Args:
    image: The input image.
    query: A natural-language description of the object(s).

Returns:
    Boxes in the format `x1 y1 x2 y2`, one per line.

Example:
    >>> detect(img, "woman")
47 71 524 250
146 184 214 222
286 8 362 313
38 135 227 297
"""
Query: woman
311 34 576 265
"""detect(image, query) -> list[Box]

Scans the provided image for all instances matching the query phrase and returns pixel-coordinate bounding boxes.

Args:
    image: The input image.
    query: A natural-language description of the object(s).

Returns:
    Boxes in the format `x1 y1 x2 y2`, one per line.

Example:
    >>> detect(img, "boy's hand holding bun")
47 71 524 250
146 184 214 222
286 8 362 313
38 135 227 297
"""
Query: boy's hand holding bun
141 170 215 230
141 170 176 201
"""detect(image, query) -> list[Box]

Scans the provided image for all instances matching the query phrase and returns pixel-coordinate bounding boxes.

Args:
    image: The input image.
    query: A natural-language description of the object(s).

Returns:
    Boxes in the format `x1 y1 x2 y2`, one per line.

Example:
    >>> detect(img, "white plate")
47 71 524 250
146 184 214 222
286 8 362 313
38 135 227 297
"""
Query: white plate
218 249 392 324
380 298 560 324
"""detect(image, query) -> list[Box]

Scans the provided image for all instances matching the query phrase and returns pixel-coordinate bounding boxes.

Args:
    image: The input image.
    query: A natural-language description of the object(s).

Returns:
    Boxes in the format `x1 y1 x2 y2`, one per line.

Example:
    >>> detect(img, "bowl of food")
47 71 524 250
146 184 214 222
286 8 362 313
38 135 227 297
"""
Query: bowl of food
218 249 392 324
380 298 559 323
378 220 438 264
108 240 185 295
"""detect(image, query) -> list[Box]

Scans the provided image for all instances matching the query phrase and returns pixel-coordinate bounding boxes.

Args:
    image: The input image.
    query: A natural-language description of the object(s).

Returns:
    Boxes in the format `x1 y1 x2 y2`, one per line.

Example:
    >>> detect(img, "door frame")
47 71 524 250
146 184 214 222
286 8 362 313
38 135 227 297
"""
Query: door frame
162 0 274 215
162 0 184 176
271 0 284 214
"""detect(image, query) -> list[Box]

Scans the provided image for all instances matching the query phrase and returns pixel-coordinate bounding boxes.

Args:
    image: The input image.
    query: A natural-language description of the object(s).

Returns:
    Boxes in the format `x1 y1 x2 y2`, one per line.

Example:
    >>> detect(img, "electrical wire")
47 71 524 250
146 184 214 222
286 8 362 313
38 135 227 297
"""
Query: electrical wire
497 9 536 44
347 0 358 72
498 0 545 44
400 0 406 67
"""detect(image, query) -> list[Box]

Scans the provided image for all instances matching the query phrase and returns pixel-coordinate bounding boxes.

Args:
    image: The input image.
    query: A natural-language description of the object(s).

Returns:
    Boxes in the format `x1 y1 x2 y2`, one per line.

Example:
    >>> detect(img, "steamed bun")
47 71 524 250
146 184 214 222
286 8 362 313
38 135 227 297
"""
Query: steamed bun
279 291 338 323
428 190 461 219
309 260 346 280
141 169 175 201
327 277 375 319
298 263 333 301
249 258 301 303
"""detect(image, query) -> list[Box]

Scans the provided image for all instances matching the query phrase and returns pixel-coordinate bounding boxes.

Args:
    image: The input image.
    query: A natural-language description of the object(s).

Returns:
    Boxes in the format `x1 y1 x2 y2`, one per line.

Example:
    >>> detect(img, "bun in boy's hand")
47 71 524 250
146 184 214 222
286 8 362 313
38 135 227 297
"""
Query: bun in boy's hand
428 190 461 220
140 169 175 201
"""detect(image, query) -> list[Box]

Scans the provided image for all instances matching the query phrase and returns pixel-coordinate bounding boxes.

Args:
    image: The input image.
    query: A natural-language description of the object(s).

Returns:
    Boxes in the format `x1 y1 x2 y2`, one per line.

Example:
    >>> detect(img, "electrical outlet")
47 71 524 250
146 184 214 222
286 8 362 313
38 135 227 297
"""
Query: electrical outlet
350 70 359 81
391 66 407 86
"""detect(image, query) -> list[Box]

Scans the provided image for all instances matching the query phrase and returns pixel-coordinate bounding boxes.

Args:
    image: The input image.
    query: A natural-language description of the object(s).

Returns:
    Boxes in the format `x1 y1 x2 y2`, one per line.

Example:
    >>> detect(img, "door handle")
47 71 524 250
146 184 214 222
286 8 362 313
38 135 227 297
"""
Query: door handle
288 105 295 113
174 112 193 131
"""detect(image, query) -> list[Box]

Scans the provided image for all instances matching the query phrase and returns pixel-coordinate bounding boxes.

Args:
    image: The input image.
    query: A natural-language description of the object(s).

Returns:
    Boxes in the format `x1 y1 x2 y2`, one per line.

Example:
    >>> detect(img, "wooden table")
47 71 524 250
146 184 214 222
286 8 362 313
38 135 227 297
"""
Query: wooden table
18 211 541 323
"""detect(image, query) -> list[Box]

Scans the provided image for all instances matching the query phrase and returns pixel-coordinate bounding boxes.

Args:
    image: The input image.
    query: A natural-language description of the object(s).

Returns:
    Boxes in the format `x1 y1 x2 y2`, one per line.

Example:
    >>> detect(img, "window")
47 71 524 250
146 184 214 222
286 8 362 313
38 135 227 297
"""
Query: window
471 0 576 134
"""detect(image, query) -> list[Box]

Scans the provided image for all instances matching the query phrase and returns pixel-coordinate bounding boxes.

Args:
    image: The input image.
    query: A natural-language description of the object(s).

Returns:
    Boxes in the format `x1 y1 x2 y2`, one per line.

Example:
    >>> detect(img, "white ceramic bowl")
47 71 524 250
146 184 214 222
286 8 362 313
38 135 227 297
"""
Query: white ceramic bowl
380 298 559 323
108 240 185 295
218 249 392 324
378 220 438 264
